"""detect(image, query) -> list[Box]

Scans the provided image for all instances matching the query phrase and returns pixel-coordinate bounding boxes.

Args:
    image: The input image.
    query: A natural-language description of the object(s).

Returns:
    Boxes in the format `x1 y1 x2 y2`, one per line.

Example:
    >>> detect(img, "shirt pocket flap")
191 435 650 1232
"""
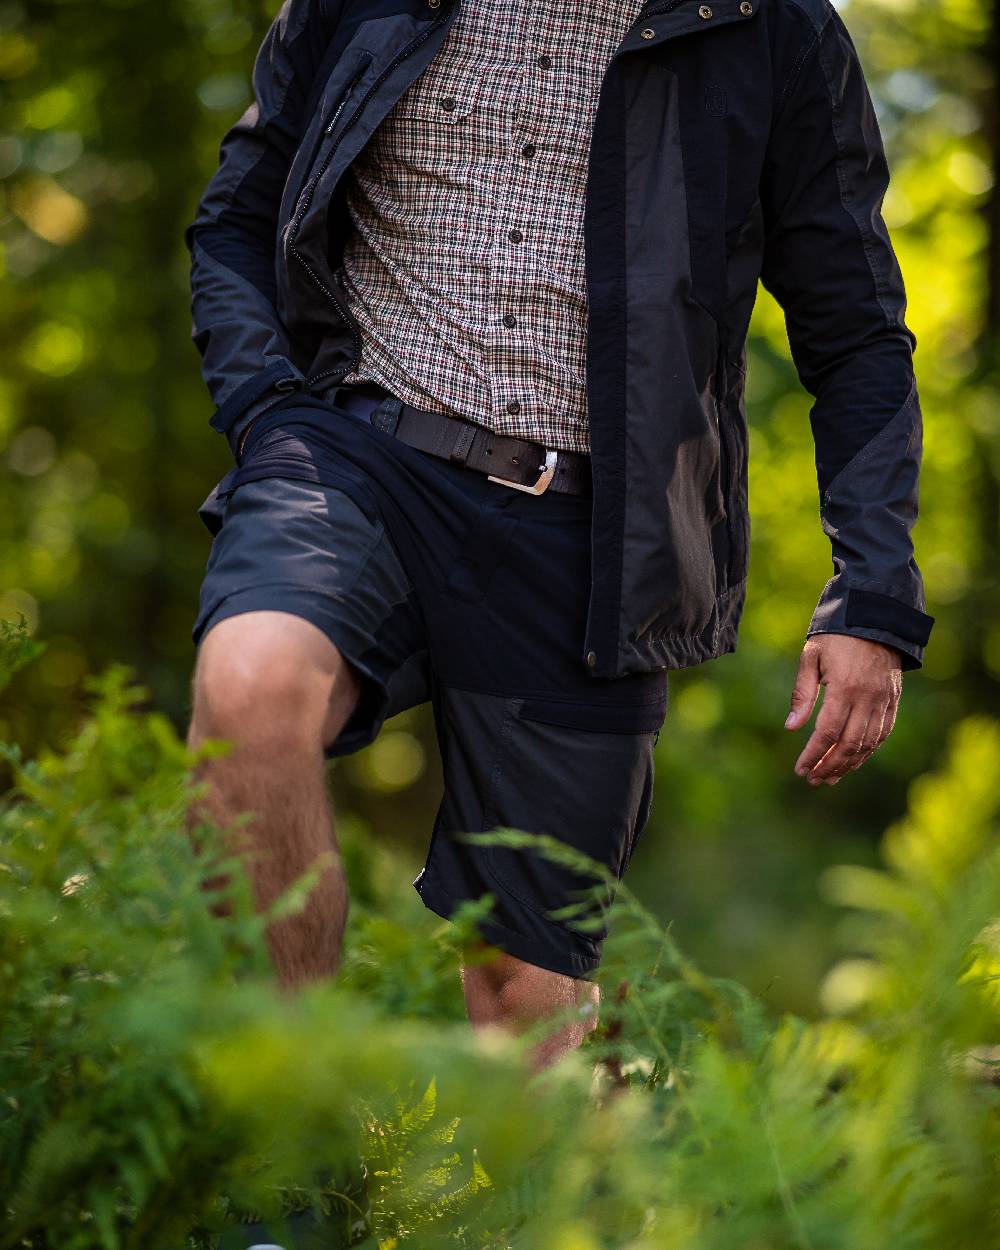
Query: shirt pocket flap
402 73 483 124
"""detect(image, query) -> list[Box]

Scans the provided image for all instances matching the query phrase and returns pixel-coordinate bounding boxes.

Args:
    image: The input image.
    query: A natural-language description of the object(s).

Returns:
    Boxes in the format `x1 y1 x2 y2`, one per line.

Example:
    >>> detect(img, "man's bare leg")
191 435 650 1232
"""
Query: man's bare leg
461 951 601 1070
186 611 363 990
186 612 601 1056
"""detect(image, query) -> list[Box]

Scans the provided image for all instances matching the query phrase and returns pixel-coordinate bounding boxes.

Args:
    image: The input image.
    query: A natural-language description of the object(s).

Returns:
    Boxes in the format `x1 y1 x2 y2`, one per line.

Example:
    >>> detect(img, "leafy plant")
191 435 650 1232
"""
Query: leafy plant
0 626 997 1249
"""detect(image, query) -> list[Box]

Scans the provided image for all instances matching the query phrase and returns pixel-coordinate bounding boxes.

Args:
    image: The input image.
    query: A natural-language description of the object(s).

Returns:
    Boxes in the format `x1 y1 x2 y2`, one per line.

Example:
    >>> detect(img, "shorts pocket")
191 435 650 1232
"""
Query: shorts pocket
197 468 240 537
483 695 662 943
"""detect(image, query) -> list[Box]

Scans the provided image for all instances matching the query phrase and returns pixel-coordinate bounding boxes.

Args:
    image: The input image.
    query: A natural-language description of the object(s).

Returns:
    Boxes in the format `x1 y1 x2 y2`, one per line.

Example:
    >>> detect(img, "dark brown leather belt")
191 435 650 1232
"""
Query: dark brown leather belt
331 382 593 497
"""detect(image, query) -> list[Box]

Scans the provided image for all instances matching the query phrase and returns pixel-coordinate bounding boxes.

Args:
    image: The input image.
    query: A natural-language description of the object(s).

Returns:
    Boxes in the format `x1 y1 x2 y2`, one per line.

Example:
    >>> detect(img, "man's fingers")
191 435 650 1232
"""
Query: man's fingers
794 692 851 778
785 645 821 730
841 698 891 776
876 687 901 746
797 682 898 784
806 701 876 784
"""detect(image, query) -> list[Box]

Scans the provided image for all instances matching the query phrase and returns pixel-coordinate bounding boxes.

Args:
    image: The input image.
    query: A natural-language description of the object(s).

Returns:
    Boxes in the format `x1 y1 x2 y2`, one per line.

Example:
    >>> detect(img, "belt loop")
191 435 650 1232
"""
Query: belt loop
449 422 477 466
371 396 403 436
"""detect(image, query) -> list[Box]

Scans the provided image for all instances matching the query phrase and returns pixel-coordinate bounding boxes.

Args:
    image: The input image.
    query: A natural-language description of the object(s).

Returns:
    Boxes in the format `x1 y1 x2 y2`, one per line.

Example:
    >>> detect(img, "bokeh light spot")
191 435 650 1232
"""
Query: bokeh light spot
0 590 39 631
23 85 76 129
11 174 87 244
21 321 85 376
361 731 426 792
85 493 131 545
0 32 37 79
820 958 886 1015
674 681 724 733
8 425 56 476
40 637 87 689
947 150 993 197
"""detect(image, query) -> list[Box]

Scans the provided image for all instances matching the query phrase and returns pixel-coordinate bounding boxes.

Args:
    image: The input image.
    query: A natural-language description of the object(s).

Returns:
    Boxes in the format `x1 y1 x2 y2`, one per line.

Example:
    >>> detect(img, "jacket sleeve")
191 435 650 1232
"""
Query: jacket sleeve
184 0 338 458
759 0 934 670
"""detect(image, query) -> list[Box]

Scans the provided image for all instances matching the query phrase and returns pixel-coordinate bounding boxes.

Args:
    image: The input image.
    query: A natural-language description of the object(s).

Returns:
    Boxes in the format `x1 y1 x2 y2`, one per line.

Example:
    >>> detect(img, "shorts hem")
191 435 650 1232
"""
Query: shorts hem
414 877 601 981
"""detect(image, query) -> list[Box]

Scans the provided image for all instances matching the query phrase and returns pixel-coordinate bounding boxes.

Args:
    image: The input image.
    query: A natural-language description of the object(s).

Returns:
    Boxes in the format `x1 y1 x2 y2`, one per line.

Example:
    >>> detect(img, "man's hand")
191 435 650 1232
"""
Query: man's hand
785 634 904 785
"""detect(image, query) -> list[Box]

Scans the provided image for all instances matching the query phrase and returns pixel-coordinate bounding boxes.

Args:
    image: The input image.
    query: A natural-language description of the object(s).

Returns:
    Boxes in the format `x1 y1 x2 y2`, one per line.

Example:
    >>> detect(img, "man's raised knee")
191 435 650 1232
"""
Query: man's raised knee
190 611 362 751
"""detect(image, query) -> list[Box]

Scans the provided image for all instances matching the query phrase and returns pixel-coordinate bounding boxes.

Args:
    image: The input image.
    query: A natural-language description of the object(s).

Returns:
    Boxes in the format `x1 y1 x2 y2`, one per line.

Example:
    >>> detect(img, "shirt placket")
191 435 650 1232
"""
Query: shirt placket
483 5 540 435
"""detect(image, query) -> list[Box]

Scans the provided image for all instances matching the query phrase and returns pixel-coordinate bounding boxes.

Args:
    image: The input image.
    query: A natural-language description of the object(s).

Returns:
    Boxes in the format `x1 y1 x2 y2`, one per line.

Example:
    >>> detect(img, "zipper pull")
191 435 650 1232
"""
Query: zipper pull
325 98 349 135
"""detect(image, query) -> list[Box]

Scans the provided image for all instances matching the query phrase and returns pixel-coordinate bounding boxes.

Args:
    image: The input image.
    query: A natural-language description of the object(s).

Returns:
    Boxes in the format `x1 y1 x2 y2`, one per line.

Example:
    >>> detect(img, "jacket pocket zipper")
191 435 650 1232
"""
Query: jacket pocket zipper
324 56 373 135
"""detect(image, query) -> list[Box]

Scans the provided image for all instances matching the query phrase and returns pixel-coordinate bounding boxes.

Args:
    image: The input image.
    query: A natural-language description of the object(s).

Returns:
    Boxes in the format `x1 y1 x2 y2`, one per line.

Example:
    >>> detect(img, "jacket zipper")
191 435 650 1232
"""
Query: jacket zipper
287 4 455 393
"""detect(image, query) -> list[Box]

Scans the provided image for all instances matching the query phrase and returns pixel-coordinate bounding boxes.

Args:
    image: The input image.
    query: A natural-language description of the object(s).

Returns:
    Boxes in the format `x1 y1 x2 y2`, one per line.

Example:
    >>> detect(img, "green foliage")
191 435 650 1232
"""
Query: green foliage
0 639 997 1249
0 616 44 696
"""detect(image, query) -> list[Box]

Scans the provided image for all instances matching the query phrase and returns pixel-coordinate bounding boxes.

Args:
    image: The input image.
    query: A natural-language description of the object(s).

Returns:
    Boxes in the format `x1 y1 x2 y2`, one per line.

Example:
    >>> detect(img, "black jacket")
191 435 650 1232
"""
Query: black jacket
185 0 935 677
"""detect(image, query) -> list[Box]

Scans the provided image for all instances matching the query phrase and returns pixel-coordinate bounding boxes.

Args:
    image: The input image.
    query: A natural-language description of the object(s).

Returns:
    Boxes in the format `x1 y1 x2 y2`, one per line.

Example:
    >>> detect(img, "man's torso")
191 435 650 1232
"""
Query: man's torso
335 0 647 455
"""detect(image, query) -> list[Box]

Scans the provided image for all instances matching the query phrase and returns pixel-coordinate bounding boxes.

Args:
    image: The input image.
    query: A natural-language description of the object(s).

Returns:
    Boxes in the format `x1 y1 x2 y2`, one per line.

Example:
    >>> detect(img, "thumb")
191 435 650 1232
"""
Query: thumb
786 646 821 729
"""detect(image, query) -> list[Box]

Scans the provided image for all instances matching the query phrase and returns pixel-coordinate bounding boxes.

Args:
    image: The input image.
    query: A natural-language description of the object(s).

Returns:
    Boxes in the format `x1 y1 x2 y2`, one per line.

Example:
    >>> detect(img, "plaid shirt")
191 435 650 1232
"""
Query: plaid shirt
335 0 647 455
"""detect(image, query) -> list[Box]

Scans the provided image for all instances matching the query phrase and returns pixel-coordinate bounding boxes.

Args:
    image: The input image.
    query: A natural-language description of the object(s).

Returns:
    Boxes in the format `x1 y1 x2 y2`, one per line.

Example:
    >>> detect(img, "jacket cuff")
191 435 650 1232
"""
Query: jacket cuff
807 578 935 671
209 360 307 451
225 388 311 461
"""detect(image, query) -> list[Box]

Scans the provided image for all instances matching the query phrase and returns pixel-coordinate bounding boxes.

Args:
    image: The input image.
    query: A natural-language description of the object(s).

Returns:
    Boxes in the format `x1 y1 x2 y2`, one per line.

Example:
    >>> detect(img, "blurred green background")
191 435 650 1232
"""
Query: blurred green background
1 0 997 1017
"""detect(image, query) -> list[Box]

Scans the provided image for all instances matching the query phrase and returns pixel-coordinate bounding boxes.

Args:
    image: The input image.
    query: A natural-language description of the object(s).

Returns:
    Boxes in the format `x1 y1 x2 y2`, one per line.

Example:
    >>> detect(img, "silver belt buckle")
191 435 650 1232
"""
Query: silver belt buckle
488 448 558 495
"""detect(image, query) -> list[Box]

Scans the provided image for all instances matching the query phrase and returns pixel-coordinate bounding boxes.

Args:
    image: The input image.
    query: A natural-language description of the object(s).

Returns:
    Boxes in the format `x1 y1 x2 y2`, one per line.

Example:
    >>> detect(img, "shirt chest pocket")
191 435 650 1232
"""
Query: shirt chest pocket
390 70 485 130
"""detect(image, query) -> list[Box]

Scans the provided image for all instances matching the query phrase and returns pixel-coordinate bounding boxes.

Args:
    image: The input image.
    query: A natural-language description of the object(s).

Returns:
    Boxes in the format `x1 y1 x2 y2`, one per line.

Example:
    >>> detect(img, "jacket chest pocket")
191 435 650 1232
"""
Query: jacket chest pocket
322 51 376 141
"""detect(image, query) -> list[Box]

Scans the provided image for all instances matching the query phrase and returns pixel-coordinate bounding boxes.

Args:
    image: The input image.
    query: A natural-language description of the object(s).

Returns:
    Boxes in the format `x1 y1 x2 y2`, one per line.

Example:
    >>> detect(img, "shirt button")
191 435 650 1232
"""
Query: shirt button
537 54 552 69
503 313 517 328
507 400 521 415
522 142 536 159
508 228 523 243
586 650 598 668
440 96 457 112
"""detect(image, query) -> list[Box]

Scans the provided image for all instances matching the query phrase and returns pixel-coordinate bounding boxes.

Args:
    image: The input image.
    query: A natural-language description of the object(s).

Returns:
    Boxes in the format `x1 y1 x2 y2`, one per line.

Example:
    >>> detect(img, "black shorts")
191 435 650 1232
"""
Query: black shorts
192 386 669 980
